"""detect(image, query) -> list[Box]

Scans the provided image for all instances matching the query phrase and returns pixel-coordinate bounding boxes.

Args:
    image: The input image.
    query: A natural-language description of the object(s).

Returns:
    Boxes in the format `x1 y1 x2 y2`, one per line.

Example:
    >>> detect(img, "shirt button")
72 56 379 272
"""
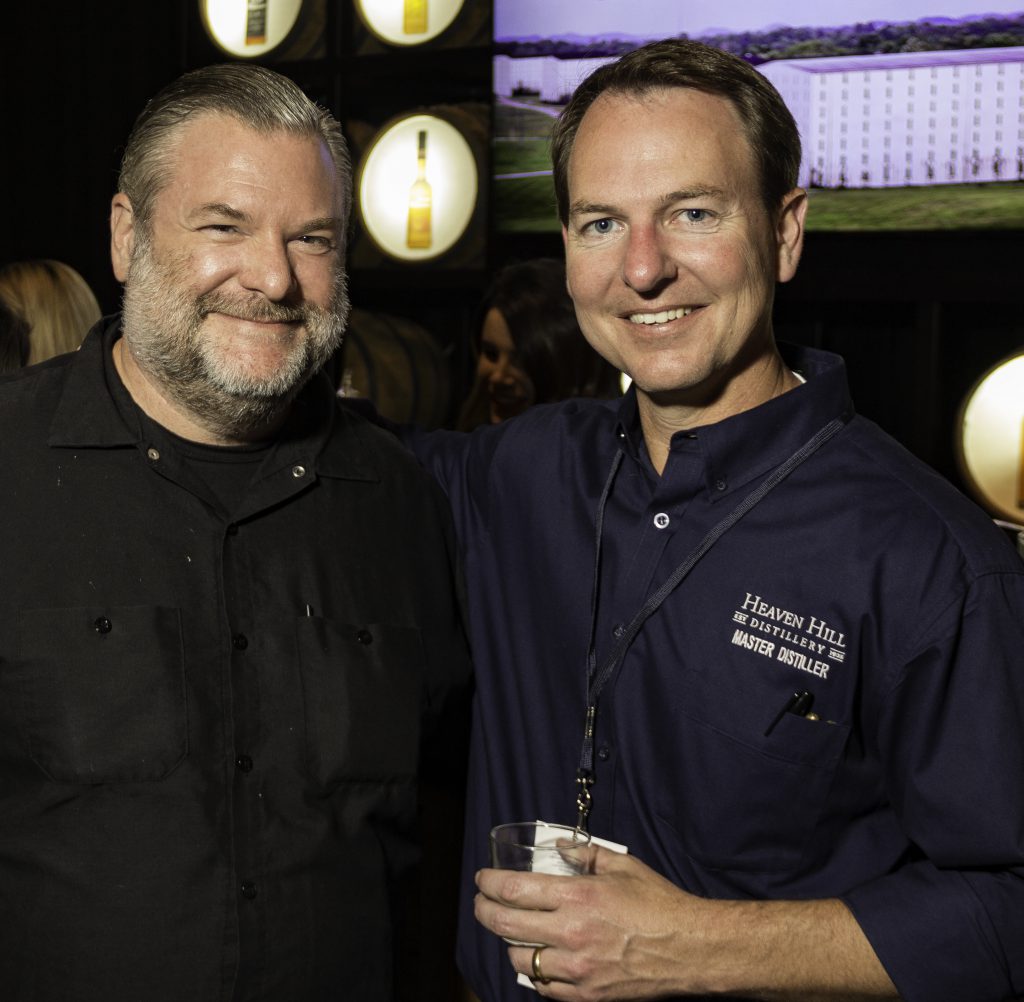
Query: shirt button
241 881 257 900
612 624 625 638
356 629 373 645
653 512 670 529
236 754 254 773
597 745 611 762
291 465 306 478
232 633 249 650
94 616 113 634
714 479 728 492
147 447 160 461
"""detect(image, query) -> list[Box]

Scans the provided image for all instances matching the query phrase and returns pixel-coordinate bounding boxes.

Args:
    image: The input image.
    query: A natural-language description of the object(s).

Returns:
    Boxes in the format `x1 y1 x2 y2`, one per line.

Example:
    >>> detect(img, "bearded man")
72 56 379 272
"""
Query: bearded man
0 64 470 1002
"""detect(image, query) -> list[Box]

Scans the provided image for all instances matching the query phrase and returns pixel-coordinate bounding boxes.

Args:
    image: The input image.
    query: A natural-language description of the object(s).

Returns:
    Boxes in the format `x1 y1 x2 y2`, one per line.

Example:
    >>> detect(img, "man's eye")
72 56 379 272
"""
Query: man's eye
683 209 711 223
297 235 335 252
583 218 617 236
203 224 238 234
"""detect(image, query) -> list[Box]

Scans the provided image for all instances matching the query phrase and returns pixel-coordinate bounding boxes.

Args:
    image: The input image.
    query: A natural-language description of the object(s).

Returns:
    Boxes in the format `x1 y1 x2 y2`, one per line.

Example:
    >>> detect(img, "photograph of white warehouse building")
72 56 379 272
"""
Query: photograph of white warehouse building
493 54 616 106
758 46 1024 189
495 45 1024 191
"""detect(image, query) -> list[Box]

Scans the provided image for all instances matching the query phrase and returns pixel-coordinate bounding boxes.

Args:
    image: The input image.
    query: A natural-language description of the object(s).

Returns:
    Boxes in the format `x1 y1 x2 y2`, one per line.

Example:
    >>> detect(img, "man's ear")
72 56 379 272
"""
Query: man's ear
775 188 807 284
110 193 136 283
561 224 571 295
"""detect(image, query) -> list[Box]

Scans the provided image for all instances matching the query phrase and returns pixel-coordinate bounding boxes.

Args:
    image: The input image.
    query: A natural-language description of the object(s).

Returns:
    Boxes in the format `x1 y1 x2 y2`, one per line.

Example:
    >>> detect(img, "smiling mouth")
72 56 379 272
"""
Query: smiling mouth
220 313 299 325
628 306 695 325
200 296 307 327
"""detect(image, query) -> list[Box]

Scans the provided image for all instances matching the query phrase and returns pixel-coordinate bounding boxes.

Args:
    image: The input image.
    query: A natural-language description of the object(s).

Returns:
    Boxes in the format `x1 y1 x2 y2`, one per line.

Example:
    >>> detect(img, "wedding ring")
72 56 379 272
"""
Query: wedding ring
531 945 551 984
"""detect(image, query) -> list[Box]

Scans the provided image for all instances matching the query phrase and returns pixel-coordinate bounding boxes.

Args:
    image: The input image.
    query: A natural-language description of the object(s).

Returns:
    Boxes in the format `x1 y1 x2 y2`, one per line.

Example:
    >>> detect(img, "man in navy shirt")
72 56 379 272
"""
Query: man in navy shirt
410 39 1024 1002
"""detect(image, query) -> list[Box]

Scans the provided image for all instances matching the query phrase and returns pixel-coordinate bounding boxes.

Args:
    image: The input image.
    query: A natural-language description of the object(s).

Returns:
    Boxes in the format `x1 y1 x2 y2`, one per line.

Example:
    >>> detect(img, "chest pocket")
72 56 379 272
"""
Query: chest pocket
652 669 851 874
296 618 424 791
11 606 187 784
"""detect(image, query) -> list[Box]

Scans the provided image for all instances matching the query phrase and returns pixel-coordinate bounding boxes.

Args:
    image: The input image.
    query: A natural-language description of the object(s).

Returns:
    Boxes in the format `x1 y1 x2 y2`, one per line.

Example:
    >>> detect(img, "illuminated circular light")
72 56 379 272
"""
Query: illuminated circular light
358 114 478 263
956 351 1024 523
200 0 303 58
354 0 465 46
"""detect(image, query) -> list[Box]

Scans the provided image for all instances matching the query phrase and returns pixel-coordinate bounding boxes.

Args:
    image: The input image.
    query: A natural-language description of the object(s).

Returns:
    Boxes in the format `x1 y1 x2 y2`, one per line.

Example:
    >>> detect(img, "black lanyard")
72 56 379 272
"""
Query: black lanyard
574 416 847 832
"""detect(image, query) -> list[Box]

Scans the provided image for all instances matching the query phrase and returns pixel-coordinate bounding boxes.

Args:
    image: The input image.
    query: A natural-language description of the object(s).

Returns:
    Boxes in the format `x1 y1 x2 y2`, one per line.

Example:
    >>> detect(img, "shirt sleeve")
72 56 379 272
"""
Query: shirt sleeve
339 397 504 545
842 570 1024 1002
399 423 504 541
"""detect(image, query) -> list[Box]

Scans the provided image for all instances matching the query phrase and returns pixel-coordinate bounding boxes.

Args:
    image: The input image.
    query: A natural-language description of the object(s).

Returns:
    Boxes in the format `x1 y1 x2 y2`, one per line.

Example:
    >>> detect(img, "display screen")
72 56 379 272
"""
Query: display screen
494 0 1024 231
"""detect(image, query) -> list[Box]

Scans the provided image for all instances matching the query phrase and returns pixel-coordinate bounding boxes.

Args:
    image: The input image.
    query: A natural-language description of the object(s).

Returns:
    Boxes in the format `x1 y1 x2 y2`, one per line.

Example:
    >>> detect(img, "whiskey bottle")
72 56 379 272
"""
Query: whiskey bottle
245 0 268 46
406 130 433 250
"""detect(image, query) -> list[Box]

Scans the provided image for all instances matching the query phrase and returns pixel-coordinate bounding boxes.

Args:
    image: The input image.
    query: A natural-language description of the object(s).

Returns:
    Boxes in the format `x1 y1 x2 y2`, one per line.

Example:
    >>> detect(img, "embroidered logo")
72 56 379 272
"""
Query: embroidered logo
730 592 847 680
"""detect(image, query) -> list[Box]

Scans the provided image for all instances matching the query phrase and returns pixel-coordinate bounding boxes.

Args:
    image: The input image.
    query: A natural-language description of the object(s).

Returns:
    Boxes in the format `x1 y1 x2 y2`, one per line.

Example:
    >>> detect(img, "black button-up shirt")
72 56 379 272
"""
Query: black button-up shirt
0 318 471 1001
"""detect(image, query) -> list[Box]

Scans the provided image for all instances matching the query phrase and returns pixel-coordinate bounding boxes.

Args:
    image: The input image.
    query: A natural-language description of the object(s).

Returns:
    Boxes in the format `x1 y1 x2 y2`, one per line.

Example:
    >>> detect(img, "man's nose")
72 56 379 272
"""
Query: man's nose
238 238 296 301
622 222 676 294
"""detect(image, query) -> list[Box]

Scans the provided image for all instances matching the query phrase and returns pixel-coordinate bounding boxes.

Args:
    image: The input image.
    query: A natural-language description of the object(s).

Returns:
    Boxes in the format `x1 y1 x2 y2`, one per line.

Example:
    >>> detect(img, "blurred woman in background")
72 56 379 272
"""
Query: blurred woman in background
0 299 30 373
0 259 101 365
457 258 620 429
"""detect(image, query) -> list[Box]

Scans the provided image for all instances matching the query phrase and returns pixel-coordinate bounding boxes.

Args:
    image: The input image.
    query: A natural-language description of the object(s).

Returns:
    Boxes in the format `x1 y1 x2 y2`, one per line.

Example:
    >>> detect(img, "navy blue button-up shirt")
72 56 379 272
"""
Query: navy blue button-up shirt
409 344 1024 1002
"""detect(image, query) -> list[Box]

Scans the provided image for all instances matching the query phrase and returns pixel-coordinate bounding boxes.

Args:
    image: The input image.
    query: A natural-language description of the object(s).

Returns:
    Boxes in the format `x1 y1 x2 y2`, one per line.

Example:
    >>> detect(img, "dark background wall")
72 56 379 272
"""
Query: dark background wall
4 1 1022 498
5 2 189 313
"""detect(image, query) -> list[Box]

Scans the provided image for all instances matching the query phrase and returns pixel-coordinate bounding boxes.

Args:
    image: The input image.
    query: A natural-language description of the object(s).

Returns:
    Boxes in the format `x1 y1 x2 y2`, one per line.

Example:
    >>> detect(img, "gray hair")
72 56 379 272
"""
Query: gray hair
118 63 352 234
551 39 801 223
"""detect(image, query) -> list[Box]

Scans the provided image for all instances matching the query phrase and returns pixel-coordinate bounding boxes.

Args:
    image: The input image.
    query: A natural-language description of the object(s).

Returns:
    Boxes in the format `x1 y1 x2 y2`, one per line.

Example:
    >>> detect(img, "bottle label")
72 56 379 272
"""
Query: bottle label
246 0 268 45
407 207 432 249
403 0 428 35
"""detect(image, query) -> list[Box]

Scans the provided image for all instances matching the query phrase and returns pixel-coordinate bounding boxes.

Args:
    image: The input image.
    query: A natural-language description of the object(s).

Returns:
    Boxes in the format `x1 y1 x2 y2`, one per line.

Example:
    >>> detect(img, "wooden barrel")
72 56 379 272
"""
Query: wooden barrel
337 308 452 428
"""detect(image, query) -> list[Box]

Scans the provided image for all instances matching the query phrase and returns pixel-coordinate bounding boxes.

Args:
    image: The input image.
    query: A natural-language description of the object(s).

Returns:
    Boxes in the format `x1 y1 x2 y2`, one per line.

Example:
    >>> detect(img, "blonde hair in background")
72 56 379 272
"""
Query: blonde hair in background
0 260 102 365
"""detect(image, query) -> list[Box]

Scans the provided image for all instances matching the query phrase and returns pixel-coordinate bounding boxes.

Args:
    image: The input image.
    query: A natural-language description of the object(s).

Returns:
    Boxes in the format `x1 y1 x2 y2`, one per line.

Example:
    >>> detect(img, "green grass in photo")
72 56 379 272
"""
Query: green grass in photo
495 103 558 141
494 137 552 176
495 176 560 232
805 182 1024 230
494 174 1024 234
494 127 560 231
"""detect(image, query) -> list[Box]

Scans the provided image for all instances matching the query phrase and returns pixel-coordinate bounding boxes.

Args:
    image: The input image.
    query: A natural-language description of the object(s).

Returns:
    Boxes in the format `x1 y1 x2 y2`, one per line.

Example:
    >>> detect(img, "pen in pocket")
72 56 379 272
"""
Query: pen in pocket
764 690 814 736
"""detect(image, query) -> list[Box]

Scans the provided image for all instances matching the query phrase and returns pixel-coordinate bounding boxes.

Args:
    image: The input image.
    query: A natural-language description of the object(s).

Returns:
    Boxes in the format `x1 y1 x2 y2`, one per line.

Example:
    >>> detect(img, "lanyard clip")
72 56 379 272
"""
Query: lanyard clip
575 769 594 834
575 703 598 833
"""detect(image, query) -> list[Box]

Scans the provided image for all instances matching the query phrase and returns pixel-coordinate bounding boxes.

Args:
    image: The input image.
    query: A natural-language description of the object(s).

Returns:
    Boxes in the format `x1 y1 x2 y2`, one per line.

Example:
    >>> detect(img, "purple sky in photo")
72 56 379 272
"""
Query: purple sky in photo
495 0 1024 40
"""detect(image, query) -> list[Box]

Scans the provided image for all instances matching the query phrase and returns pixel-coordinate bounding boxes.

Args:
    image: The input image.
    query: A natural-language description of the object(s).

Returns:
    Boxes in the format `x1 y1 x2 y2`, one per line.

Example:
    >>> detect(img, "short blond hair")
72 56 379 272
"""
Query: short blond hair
0 260 102 365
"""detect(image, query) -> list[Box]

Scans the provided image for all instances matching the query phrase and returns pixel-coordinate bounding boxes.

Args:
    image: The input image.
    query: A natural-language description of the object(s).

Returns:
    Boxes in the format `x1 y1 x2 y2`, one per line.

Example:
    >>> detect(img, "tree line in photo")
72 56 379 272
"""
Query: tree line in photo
496 12 1024 62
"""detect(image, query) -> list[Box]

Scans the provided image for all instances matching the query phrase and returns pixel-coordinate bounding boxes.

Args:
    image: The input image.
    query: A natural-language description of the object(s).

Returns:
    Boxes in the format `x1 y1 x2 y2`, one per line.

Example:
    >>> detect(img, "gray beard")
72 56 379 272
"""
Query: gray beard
120 238 350 440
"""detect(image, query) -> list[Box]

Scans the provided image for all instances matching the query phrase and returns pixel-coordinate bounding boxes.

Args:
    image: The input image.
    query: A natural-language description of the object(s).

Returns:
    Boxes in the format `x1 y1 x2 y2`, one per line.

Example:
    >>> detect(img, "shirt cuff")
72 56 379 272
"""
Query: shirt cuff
842 860 1021 1002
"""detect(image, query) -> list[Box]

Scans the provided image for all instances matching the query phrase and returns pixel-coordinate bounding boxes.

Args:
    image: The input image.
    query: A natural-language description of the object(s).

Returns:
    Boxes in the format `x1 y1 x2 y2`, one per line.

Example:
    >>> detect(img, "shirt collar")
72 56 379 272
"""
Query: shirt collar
48 316 140 448
611 344 854 500
47 313 379 485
